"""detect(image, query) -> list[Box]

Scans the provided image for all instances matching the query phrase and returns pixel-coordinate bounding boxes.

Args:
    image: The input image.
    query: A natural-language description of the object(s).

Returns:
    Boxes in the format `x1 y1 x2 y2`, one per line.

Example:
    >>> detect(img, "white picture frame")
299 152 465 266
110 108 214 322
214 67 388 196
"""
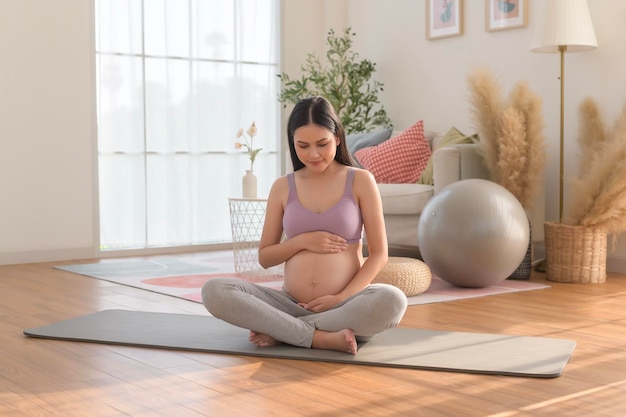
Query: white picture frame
486 0 528 32
426 0 464 40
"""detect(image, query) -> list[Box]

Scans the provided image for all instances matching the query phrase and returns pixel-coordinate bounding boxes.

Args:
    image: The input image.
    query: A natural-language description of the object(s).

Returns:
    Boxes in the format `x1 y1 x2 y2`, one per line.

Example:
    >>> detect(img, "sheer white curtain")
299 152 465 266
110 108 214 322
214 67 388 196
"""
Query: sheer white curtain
95 0 280 250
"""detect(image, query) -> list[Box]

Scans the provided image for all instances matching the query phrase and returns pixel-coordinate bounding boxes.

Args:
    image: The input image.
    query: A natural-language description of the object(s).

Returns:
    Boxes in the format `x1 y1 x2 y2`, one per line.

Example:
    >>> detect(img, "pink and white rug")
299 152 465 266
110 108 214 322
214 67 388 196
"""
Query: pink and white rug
55 250 549 306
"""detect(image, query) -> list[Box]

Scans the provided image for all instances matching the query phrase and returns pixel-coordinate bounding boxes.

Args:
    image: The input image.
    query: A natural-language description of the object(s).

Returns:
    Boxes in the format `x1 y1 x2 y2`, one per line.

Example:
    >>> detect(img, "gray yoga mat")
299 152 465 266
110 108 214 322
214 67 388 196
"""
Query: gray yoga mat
24 309 575 378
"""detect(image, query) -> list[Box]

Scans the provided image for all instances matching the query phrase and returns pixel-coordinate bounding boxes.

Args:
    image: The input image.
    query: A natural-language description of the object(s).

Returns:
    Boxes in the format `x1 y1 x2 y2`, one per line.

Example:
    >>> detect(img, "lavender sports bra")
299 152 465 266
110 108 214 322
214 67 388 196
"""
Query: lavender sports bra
283 168 363 244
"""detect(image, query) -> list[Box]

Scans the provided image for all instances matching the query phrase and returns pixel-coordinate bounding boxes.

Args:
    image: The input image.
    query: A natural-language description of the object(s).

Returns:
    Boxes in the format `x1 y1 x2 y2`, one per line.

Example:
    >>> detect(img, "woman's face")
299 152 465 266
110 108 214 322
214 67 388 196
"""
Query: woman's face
293 124 339 171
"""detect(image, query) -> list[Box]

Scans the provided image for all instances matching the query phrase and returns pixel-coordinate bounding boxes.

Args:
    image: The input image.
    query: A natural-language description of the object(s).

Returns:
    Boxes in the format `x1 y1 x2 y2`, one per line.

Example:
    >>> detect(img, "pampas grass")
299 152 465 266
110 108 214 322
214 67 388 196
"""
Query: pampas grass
467 68 502 181
496 106 526 202
576 98 607 177
565 99 626 235
467 68 547 209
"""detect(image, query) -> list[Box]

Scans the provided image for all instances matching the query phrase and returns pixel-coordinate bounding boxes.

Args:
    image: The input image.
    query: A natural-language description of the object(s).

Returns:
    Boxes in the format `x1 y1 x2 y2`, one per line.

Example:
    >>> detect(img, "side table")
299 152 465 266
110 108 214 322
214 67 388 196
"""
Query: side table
228 197 267 274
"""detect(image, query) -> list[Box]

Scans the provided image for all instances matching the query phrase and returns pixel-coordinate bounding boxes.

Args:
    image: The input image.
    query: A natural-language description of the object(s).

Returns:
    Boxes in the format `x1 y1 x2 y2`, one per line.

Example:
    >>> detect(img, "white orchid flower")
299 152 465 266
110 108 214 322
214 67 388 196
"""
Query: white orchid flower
247 122 257 138
235 121 262 171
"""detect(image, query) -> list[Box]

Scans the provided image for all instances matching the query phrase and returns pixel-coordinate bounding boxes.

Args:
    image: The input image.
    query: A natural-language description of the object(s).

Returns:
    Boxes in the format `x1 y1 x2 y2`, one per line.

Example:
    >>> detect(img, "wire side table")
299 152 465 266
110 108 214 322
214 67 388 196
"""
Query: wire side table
228 197 267 274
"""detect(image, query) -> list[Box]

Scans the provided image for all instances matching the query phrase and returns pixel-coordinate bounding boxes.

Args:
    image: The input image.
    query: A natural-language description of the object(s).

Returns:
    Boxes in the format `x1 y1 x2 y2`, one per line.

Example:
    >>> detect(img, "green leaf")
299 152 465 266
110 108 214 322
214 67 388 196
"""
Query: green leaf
277 27 391 133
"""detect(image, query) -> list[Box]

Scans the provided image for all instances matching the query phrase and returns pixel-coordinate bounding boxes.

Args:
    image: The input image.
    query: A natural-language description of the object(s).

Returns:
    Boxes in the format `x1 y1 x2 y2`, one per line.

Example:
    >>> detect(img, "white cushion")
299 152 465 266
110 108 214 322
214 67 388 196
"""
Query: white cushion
377 183 434 215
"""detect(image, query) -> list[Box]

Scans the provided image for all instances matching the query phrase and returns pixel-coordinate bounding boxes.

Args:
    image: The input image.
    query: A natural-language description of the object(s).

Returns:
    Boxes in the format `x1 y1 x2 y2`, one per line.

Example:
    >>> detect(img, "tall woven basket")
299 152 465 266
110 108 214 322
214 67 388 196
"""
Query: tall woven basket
544 221 607 283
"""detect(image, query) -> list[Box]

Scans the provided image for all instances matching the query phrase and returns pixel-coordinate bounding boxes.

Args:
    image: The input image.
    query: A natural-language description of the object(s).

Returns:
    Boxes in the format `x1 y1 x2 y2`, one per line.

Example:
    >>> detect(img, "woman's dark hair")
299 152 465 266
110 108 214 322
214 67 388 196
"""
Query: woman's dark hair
287 96 354 171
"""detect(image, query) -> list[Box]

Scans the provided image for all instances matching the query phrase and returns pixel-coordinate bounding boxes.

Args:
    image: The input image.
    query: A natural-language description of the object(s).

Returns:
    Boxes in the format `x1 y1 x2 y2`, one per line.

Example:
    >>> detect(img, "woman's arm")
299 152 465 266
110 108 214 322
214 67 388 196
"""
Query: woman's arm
257 177 299 268
337 168 388 299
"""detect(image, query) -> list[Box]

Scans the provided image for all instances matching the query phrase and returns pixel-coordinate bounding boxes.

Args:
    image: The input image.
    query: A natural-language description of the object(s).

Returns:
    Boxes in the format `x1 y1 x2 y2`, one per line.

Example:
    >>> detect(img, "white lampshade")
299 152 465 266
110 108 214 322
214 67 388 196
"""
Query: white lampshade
531 0 597 53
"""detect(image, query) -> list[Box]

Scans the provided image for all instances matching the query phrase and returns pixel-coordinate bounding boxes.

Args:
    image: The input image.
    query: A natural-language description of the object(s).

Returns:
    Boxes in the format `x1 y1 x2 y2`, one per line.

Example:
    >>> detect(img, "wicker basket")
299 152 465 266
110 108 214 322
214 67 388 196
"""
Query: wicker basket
544 221 607 284
372 257 432 296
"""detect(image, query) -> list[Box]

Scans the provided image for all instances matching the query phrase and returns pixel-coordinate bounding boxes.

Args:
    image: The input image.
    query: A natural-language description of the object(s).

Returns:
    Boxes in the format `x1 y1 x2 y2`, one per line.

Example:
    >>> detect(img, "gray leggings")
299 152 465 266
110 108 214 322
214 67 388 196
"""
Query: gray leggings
201 278 408 348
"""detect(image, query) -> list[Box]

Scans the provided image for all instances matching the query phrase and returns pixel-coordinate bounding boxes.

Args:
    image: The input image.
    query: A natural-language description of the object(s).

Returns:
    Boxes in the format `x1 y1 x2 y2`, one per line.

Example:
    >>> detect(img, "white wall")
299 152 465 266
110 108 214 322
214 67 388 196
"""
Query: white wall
279 0 349 151
1 0 625 271
0 1 96 265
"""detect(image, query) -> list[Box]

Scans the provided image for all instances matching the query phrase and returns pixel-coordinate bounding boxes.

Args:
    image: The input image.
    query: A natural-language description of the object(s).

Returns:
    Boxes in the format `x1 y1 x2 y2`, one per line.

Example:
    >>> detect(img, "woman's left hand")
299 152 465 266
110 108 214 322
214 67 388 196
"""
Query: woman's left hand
298 294 340 313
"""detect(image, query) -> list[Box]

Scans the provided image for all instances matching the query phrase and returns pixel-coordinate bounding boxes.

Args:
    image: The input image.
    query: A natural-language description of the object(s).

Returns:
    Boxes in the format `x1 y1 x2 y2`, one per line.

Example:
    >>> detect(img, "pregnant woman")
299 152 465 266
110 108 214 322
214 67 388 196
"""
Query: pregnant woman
202 96 407 354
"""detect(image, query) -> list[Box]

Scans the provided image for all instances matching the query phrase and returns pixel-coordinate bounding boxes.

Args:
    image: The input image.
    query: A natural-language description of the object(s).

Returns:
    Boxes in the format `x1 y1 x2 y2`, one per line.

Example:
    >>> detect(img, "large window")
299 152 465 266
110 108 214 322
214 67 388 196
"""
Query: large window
95 0 280 250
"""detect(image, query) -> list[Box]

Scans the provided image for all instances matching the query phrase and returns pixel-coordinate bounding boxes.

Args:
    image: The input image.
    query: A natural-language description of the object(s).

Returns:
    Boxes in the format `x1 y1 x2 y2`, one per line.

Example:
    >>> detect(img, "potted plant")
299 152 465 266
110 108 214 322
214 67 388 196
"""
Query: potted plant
278 28 391 133
546 97 626 283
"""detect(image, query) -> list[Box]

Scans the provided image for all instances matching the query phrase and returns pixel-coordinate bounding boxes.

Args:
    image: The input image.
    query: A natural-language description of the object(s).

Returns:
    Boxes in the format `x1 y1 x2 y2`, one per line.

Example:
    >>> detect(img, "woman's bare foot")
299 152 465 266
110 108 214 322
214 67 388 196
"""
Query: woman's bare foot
249 331 280 348
312 329 357 355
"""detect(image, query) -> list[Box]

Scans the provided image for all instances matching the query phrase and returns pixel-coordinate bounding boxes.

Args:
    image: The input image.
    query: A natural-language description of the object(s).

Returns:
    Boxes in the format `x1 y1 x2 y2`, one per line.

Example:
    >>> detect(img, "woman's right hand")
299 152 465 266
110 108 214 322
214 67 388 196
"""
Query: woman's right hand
299 231 348 253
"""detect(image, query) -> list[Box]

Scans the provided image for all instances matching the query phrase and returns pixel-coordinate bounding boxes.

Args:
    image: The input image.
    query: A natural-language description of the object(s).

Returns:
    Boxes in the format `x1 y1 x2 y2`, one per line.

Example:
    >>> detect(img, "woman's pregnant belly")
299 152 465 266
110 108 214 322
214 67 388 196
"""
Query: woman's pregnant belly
282 244 363 304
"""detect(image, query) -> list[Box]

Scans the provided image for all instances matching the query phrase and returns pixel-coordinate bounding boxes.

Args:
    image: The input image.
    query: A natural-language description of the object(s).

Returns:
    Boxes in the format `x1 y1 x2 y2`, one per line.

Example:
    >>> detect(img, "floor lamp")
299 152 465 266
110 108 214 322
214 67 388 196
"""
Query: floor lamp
531 0 597 223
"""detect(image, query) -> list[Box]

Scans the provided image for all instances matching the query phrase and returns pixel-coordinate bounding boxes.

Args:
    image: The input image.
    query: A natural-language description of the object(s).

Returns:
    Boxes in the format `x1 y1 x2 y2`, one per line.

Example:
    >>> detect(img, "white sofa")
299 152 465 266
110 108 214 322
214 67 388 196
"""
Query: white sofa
377 142 489 257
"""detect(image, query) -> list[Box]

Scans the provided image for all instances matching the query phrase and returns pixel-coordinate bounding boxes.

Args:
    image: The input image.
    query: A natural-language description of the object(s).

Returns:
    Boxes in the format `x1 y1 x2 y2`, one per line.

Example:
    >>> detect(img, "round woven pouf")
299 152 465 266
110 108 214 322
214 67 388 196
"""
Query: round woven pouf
372 257 432 296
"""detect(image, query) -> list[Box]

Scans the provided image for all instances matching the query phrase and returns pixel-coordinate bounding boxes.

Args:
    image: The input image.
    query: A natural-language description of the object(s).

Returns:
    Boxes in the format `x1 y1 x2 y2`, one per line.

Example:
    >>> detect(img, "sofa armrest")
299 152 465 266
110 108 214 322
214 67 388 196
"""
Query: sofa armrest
432 143 489 194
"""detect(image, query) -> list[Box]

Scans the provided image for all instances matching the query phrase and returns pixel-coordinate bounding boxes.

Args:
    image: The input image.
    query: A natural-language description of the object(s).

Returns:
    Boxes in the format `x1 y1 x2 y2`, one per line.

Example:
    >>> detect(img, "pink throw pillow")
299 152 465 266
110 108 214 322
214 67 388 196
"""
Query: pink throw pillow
354 120 431 183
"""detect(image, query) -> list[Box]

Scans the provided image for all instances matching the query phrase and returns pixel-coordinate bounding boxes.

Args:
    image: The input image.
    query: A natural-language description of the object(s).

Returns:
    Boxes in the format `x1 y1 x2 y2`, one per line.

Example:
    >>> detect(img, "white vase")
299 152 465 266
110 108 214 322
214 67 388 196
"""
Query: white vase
242 170 257 198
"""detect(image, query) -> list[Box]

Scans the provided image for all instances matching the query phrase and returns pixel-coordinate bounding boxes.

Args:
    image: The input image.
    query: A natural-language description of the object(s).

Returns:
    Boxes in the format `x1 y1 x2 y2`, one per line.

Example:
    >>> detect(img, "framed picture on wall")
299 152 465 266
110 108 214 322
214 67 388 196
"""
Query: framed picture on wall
486 0 528 32
426 0 463 40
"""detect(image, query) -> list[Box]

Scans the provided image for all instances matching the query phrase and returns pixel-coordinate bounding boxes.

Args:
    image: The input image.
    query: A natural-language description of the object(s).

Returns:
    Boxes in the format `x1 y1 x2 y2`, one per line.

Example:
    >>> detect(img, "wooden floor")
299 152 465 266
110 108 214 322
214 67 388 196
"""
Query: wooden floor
1 255 626 417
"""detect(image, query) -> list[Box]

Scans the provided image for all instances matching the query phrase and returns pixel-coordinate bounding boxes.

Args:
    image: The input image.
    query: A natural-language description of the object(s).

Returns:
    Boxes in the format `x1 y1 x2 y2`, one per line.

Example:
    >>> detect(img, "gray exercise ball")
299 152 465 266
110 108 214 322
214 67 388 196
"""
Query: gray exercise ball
417 179 529 288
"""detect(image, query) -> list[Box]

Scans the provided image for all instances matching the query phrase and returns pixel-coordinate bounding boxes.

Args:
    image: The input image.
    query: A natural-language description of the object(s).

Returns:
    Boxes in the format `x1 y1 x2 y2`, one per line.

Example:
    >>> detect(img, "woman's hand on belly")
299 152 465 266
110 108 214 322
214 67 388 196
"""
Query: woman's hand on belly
298 294 341 313
296 231 348 254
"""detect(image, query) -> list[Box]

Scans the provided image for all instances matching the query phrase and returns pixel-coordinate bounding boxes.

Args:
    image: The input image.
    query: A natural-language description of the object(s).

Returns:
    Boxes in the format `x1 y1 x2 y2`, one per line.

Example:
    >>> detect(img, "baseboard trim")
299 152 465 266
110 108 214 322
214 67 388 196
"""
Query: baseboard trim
0 243 234 266
0 247 97 266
